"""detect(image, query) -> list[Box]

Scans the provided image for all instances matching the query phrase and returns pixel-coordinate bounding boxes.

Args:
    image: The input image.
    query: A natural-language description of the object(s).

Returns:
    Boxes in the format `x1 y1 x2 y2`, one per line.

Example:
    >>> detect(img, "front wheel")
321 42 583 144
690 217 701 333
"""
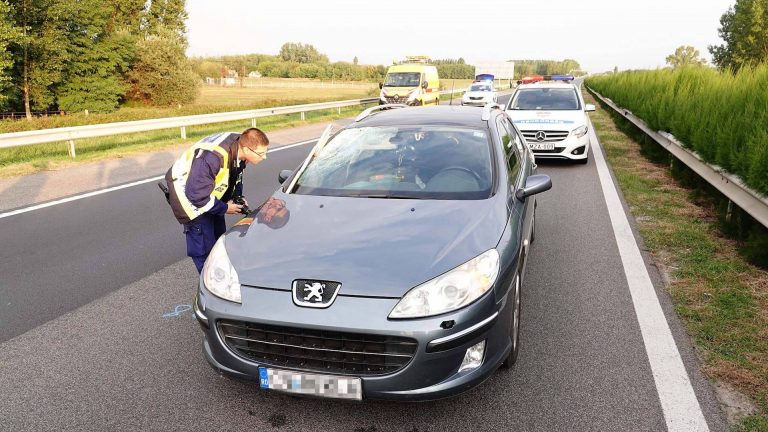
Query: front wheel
500 274 522 368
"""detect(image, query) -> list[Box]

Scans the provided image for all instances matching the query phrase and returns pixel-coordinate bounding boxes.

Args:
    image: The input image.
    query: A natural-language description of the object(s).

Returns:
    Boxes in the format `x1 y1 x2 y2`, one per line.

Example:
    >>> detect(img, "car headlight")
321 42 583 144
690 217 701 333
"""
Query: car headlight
572 125 588 138
389 249 499 319
202 237 241 303
407 89 418 101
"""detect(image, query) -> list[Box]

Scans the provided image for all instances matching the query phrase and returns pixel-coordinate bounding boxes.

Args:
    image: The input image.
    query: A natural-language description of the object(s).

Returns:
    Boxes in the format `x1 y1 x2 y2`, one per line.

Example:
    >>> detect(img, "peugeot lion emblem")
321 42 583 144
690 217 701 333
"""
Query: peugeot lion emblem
292 280 340 308
535 131 547 142
303 282 325 302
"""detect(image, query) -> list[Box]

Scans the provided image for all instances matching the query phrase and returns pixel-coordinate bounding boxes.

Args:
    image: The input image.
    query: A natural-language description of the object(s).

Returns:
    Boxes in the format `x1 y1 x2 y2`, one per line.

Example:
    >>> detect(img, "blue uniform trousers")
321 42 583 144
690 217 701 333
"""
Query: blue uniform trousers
184 213 227 273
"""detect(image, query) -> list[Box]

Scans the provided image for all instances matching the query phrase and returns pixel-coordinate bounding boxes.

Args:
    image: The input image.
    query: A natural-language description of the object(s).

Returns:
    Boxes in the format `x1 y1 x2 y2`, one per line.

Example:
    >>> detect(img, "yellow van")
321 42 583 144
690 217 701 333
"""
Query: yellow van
379 63 440 106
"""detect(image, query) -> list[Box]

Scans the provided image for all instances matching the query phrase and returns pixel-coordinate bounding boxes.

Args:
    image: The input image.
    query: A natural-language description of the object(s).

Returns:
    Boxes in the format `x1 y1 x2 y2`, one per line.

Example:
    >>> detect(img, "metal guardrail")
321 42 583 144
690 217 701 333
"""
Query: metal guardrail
0 88 468 157
587 87 768 229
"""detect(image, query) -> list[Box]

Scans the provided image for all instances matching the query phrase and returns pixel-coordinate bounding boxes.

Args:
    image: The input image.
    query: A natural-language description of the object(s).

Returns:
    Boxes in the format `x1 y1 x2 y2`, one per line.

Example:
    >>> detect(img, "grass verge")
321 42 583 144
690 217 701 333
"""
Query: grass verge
0 104 375 178
585 90 768 431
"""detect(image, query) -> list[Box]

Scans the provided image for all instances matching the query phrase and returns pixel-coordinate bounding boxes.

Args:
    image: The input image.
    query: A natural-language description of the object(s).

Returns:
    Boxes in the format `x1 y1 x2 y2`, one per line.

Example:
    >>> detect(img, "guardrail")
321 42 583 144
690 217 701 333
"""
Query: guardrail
0 88 468 157
587 87 768 229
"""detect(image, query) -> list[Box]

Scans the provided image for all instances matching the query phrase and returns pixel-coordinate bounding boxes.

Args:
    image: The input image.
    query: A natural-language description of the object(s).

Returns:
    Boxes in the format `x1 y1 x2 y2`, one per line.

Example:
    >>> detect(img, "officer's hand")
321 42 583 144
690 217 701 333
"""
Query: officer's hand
226 202 244 214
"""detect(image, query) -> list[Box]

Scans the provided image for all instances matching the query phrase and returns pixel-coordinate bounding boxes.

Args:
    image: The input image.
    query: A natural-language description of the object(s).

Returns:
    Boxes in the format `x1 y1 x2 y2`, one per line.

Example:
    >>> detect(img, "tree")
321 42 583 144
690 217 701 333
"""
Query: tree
666 46 708 68
56 1 136 113
126 27 198 106
278 42 328 64
710 0 768 70
0 0 21 110
145 0 187 37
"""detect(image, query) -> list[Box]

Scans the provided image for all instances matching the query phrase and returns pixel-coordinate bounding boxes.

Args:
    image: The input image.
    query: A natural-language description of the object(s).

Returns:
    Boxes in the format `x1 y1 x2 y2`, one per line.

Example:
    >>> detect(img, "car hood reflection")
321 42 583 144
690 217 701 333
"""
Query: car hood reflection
226 190 508 298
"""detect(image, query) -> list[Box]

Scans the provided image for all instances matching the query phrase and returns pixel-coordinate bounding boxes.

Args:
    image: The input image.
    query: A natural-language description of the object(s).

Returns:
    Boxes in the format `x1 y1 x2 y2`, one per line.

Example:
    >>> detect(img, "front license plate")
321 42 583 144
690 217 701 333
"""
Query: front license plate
258 367 362 400
529 142 555 150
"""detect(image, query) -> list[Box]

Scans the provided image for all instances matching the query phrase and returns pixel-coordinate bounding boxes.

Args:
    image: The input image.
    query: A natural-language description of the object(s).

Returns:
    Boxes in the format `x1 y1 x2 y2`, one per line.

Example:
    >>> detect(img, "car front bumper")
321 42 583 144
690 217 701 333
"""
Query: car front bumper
527 132 590 161
195 280 514 401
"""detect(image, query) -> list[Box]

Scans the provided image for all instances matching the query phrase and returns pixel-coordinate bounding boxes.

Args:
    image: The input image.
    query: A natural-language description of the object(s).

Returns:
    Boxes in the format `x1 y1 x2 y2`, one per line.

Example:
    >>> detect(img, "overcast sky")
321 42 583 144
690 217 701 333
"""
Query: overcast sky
186 0 734 73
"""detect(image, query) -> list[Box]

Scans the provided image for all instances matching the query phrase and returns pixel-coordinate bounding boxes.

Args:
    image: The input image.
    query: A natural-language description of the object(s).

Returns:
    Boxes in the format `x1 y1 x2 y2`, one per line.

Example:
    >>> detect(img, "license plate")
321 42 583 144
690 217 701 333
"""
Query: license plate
529 142 555 150
259 367 362 400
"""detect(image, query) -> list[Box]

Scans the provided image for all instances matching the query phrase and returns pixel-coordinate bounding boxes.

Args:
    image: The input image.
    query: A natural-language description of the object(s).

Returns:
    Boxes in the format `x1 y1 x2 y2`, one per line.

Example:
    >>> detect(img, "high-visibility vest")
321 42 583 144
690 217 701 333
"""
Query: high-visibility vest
170 133 234 222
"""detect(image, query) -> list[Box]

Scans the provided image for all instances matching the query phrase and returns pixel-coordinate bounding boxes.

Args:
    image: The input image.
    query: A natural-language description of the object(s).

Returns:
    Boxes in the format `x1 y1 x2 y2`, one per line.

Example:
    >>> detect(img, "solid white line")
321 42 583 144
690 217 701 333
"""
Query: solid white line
589 121 710 431
0 138 317 220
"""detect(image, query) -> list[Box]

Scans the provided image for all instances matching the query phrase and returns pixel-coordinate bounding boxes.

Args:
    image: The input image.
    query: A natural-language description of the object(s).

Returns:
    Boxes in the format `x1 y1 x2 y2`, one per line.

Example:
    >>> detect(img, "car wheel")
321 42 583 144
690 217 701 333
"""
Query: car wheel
501 274 522 369
435 98 440 106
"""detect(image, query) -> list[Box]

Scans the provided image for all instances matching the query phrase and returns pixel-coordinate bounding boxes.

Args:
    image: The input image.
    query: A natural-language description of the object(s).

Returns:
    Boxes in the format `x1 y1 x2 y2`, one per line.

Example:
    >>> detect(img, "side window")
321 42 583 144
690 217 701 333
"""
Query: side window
497 117 521 182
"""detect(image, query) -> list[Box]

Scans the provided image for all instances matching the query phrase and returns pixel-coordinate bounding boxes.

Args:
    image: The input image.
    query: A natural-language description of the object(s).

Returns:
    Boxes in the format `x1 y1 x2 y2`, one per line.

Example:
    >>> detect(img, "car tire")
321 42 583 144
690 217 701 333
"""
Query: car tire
435 98 440 106
500 273 522 369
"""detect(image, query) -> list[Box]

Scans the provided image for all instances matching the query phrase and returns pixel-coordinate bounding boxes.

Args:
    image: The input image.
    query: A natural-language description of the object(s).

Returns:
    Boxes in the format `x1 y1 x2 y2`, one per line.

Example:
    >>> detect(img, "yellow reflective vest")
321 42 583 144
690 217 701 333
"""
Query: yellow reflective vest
165 133 238 224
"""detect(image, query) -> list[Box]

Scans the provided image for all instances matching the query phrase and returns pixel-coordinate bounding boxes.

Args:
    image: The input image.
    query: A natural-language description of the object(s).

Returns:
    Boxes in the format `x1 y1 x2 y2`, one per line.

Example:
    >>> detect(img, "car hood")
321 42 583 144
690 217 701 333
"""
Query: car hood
506 109 586 131
226 190 508 298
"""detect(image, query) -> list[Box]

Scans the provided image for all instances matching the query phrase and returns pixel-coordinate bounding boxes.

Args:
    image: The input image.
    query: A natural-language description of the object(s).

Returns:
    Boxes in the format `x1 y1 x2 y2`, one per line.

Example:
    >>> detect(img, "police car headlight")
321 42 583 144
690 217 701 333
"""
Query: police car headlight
389 249 499 319
202 237 241 303
573 125 588 138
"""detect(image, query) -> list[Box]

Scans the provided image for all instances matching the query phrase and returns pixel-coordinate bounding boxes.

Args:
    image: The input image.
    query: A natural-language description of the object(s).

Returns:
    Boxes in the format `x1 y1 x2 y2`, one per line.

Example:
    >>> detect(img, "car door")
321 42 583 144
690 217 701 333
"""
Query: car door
497 115 534 277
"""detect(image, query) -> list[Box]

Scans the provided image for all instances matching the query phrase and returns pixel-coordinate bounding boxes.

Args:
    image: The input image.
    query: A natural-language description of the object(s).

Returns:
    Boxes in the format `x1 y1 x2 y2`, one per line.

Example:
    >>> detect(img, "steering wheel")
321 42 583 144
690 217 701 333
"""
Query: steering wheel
433 166 483 185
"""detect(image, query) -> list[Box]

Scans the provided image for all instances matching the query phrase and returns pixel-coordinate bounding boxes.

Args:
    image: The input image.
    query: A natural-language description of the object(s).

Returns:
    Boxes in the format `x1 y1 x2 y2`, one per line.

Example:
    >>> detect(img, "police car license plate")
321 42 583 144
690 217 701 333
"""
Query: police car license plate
529 143 555 151
258 367 362 400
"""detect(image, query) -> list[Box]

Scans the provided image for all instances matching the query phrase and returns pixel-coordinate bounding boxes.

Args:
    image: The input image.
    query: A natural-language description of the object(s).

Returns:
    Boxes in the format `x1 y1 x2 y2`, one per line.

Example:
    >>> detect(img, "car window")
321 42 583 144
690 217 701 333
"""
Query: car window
383 73 421 87
509 88 581 110
294 126 494 200
469 84 492 92
497 118 521 182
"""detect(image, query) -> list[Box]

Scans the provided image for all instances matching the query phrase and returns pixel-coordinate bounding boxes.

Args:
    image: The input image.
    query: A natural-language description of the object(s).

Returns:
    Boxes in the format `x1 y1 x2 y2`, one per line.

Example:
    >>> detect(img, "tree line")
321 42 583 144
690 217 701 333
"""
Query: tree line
511 59 583 78
0 0 197 117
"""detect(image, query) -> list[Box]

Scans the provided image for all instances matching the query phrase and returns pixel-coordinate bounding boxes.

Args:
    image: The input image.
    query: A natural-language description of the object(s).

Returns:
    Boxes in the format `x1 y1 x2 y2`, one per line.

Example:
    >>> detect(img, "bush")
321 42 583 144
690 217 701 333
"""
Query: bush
586 65 768 196
126 29 199 106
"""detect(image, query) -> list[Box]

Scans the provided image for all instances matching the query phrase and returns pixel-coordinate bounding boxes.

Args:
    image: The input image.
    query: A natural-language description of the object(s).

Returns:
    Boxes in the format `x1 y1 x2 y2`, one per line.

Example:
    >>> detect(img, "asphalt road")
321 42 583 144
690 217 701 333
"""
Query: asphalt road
0 93 730 431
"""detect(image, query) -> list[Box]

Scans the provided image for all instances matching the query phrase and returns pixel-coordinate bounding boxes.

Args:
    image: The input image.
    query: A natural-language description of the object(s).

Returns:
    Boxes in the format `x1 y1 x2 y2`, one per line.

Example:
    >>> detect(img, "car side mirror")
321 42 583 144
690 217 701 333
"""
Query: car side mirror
379 82 383 89
515 174 552 201
421 81 428 89
585 104 596 112
278 169 293 184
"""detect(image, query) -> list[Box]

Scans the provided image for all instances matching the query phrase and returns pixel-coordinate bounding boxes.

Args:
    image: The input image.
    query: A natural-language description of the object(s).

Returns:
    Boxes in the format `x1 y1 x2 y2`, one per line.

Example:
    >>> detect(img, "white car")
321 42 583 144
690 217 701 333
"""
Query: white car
461 82 497 106
504 82 595 164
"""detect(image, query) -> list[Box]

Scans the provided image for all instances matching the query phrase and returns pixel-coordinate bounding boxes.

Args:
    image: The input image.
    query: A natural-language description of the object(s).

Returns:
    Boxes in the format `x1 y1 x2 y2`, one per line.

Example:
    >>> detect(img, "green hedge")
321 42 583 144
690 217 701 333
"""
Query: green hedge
586 66 768 196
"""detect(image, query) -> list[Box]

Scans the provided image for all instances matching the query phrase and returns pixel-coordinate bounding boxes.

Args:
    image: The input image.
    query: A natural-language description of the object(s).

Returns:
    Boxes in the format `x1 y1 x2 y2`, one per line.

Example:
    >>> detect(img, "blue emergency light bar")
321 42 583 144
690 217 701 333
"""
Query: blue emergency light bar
550 74 574 81
475 73 495 82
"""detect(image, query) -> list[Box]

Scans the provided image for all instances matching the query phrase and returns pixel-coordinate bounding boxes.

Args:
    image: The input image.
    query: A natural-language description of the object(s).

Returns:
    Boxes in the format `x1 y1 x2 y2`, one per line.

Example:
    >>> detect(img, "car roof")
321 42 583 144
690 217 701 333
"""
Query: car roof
516 82 575 90
353 106 497 129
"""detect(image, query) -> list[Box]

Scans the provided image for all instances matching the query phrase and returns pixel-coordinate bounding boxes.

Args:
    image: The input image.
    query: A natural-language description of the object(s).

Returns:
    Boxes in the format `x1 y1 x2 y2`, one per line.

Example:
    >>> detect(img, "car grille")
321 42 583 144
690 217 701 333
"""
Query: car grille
521 130 570 143
218 320 418 376
532 147 566 154
384 95 407 104
469 96 484 100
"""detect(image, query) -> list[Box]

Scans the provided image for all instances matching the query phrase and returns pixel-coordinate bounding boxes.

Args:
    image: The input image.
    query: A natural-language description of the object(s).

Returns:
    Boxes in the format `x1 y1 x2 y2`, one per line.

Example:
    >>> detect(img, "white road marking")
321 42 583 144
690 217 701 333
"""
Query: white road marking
589 121 710 431
0 138 316 219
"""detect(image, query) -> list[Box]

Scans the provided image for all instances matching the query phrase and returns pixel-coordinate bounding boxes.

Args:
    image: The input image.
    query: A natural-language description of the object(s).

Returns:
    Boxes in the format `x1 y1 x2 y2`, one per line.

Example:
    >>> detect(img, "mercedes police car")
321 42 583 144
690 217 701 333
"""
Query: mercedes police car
194 104 552 401
505 75 595 164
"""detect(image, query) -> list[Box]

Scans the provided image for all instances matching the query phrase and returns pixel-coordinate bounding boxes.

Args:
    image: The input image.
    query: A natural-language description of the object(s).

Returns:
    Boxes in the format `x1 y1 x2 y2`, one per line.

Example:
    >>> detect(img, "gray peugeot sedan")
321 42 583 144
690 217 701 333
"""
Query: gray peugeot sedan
194 104 552 401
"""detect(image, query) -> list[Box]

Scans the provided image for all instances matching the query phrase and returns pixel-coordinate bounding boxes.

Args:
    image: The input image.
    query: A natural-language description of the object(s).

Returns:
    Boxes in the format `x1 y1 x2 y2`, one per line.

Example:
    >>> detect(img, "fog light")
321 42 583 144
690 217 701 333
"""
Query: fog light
458 340 486 373
571 146 585 155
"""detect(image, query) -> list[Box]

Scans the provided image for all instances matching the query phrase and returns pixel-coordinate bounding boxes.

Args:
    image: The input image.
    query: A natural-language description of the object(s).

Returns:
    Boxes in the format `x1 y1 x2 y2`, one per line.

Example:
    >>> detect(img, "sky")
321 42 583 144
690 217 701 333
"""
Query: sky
185 0 735 73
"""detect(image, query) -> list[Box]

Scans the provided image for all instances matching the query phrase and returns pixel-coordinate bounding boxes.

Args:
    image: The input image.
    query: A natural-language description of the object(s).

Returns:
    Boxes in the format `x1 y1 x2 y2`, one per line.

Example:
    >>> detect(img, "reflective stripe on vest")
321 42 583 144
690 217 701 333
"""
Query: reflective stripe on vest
170 134 233 221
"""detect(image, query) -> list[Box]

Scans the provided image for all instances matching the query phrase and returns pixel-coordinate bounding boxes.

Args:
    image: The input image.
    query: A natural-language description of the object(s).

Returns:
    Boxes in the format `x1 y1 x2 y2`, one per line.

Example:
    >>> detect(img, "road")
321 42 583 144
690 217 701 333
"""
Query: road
0 93 729 431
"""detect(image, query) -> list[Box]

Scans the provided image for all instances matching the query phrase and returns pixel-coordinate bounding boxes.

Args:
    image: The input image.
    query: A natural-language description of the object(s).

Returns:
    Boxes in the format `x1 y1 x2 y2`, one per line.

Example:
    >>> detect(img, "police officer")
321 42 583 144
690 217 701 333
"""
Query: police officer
164 128 270 273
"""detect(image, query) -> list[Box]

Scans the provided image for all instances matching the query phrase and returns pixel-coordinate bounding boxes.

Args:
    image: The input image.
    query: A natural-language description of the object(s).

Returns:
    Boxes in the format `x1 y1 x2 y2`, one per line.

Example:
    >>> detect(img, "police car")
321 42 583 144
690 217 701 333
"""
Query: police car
461 81 497 106
504 75 595 164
